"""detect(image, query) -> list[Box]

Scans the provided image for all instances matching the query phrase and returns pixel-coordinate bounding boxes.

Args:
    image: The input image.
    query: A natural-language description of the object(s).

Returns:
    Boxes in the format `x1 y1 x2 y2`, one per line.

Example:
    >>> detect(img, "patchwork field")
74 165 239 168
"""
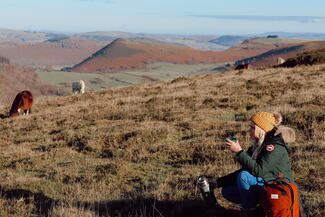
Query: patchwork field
35 63 220 92
0 64 324 217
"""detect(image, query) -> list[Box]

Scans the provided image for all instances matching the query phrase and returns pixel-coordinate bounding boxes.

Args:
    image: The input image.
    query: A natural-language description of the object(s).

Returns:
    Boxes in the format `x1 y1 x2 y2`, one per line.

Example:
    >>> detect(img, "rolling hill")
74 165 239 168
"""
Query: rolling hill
0 29 318 71
248 37 309 45
0 28 58 43
67 38 281 73
0 64 324 217
74 31 228 50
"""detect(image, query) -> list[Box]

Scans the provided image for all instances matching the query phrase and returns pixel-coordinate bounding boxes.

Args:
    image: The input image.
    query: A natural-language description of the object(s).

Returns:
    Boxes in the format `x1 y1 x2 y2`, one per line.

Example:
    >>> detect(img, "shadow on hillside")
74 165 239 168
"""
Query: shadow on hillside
76 198 239 217
0 185 58 216
0 185 239 217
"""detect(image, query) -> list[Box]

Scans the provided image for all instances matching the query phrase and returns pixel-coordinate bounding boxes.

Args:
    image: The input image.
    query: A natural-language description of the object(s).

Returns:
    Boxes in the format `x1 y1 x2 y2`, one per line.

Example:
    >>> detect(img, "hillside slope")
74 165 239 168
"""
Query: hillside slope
0 62 62 105
0 65 324 216
280 48 325 67
235 40 325 67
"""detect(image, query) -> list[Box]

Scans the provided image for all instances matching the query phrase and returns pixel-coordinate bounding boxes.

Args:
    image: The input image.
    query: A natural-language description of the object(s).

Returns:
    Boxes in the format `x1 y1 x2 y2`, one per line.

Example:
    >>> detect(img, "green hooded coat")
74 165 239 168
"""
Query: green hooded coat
236 129 294 183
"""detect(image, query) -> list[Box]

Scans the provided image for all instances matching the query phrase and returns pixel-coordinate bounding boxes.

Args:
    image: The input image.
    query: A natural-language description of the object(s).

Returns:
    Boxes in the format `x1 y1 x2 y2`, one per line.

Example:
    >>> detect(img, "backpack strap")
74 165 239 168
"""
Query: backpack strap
281 181 295 215
265 173 291 184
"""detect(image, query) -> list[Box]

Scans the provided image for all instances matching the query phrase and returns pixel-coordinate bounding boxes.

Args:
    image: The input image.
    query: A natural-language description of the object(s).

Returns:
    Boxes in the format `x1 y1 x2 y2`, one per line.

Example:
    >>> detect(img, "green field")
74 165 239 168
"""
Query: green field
36 63 220 93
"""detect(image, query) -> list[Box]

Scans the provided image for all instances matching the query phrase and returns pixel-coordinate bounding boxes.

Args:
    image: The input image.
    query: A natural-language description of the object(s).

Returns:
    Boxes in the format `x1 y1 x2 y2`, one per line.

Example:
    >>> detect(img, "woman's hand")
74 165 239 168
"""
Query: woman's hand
225 138 243 153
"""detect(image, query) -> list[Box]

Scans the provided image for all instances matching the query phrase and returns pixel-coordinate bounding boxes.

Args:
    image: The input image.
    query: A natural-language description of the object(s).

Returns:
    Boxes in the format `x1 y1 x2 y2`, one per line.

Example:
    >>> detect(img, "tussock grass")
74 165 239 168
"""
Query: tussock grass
0 64 324 216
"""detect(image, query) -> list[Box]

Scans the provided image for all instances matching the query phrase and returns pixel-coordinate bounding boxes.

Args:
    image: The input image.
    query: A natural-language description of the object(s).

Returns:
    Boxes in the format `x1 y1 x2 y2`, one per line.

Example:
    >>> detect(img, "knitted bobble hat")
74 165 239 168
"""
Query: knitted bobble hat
250 112 282 132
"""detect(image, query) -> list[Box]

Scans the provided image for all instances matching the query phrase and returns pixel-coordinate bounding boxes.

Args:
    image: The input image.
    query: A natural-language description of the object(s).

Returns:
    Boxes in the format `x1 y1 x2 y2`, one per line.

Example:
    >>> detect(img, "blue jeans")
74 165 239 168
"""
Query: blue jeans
221 170 264 209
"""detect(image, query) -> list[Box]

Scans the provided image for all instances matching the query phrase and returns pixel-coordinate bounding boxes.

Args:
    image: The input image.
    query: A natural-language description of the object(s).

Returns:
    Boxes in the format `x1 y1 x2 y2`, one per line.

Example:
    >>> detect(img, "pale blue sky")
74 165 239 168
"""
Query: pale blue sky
1 0 325 34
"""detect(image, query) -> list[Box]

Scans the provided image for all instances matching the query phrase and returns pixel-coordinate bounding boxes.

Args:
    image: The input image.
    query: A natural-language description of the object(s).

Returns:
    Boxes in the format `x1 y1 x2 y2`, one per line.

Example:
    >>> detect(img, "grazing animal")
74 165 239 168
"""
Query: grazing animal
9 90 33 117
72 80 85 94
277 57 285 65
235 63 249 70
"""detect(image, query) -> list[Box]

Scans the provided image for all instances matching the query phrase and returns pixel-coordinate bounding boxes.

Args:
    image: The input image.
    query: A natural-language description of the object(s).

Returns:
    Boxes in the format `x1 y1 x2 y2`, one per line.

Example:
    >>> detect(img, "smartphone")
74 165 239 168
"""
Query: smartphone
226 137 238 142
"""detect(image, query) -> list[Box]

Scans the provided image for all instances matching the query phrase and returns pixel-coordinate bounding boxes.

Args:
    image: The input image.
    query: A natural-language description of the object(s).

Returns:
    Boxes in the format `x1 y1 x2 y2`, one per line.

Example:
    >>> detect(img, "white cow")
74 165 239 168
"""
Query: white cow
277 57 285 65
72 80 85 94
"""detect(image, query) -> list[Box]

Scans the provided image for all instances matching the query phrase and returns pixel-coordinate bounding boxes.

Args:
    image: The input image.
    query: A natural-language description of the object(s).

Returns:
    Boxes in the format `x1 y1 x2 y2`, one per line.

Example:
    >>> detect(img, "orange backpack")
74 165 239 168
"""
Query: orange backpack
259 179 302 217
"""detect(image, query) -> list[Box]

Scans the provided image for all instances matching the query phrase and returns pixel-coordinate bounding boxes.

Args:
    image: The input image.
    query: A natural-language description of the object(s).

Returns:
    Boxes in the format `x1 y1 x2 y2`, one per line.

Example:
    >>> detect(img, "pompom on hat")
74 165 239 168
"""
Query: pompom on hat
250 112 282 132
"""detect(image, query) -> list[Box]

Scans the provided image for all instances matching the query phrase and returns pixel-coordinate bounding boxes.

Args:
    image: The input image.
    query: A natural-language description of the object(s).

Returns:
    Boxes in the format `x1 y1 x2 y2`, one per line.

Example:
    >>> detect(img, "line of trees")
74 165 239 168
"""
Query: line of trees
0 56 10 64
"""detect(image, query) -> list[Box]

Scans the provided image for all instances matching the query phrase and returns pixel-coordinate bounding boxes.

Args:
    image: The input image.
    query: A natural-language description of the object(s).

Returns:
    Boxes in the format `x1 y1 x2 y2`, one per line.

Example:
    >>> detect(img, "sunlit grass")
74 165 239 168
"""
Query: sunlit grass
0 64 324 216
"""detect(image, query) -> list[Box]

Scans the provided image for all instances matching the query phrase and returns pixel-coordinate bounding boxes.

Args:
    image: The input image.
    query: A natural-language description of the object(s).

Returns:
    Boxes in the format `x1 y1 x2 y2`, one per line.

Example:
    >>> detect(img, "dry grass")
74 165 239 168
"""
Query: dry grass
0 64 324 217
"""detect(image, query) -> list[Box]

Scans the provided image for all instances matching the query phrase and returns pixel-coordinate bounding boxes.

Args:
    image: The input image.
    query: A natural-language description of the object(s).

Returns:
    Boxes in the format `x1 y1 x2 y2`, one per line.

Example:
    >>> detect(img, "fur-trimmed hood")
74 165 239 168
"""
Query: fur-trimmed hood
275 125 296 143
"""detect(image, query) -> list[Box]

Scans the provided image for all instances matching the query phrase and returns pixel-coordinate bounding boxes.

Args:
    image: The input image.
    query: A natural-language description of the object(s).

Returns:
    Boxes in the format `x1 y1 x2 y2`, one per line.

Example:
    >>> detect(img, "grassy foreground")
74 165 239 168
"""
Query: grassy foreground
0 64 324 217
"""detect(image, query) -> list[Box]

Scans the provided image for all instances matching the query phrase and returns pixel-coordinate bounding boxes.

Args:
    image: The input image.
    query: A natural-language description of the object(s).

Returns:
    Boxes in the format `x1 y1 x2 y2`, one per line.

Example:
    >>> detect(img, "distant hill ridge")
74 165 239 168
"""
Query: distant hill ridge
67 38 283 73
0 37 107 67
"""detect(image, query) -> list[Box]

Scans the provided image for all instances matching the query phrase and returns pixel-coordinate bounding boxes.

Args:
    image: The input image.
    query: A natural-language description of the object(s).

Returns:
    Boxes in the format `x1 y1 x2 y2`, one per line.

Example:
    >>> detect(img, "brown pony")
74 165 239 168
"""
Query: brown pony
235 63 249 70
9 90 33 117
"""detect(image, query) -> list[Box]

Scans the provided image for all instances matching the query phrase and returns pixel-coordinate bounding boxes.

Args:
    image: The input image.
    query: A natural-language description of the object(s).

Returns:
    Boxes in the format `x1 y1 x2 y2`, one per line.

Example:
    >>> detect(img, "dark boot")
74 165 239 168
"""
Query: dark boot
201 188 217 207
240 208 258 217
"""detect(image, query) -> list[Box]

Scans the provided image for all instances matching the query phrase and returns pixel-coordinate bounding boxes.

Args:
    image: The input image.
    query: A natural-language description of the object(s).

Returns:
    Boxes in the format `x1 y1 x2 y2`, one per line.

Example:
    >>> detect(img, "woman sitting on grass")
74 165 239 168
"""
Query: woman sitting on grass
207 112 304 217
